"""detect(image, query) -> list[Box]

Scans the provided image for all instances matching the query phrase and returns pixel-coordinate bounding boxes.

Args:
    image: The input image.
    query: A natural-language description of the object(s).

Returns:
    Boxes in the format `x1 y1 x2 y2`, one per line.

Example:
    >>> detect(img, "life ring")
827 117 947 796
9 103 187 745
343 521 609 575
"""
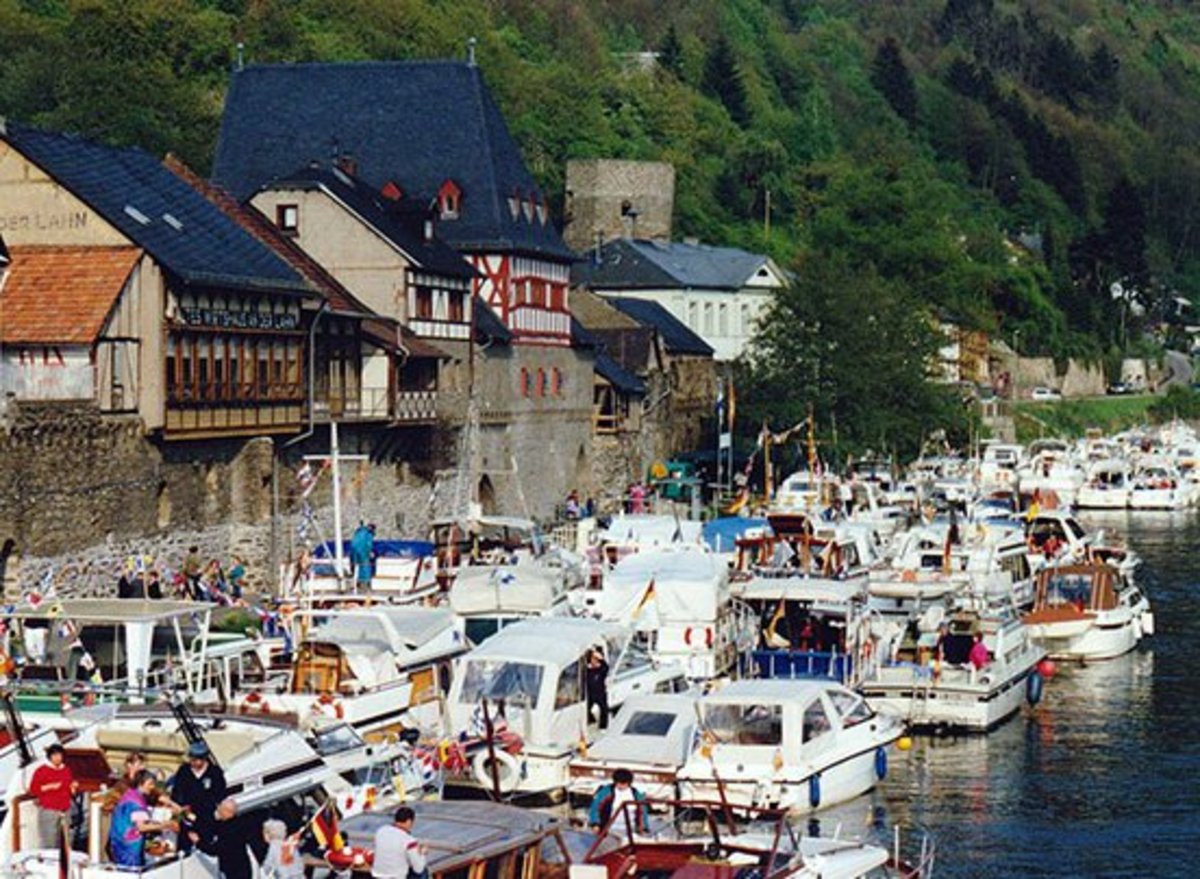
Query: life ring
241 691 272 714
901 570 917 583
684 628 714 649
471 748 520 794
312 693 345 719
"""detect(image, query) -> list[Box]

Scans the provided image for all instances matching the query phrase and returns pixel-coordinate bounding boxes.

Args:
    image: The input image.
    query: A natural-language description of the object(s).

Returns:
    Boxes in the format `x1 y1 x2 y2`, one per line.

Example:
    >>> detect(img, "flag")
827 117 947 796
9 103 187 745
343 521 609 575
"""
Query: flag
311 803 345 851
728 378 737 433
632 579 656 618
715 380 725 427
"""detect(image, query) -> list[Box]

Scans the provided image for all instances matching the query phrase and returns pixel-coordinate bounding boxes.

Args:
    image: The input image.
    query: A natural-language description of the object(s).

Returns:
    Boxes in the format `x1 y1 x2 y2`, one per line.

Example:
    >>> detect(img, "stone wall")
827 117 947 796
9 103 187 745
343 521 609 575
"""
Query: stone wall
563 159 675 252
1014 357 1105 397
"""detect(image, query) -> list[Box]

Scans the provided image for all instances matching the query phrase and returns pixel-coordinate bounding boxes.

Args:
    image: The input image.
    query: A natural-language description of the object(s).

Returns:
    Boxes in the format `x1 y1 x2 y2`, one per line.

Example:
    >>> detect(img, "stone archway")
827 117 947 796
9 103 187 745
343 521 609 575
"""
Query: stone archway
477 475 498 516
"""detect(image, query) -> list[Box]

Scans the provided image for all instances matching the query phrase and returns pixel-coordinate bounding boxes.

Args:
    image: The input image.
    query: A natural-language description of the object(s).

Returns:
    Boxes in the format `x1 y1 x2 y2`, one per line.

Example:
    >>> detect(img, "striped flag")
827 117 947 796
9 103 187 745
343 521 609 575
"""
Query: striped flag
311 802 345 851
632 579 656 618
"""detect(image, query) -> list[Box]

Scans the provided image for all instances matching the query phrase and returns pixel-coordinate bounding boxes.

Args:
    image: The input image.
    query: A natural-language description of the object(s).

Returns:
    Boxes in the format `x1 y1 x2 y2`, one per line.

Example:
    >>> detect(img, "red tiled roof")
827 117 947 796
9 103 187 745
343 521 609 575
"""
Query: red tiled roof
1 245 141 344
164 155 372 318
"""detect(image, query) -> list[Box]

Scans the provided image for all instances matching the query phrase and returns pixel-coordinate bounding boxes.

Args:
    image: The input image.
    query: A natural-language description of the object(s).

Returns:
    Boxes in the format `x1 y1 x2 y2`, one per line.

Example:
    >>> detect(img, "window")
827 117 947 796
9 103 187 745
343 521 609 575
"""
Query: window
460 660 544 707
718 303 728 336
415 288 434 320
827 690 873 728
276 204 298 234
622 710 676 737
688 302 698 329
703 303 714 335
448 291 465 323
520 368 530 398
552 368 563 396
702 702 782 746
554 659 583 709
741 304 751 336
802 698 832 743
536 368 546 398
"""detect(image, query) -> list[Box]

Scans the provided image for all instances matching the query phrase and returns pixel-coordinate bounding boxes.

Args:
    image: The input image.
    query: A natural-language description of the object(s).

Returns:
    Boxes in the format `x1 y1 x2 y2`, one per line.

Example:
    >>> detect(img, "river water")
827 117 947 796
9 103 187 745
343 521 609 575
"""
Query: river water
819 511 1200 877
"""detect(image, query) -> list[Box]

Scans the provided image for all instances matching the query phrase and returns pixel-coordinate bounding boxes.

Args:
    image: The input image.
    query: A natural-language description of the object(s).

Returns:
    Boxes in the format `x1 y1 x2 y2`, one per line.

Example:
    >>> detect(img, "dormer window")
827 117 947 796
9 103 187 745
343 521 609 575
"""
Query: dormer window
508 189 521 220
522 197 535 223
536 195 548 226
276 204 299 234
437 179 462 220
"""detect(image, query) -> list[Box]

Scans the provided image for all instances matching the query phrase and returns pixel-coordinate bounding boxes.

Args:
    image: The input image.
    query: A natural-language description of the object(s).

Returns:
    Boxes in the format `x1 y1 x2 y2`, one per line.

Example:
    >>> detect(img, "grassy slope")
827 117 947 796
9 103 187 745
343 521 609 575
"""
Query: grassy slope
1013 395 1155 442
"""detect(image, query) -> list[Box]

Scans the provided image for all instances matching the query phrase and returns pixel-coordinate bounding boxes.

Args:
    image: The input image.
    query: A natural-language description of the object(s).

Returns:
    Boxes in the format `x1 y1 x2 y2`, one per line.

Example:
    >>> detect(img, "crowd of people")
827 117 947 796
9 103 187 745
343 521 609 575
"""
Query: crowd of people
115 547 249 606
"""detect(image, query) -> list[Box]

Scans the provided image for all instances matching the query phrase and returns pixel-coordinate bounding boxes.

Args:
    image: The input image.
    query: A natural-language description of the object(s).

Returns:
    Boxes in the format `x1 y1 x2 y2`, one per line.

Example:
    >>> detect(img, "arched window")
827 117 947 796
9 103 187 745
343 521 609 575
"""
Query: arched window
552 368 563 396
536 368 547 397
520 367 530 397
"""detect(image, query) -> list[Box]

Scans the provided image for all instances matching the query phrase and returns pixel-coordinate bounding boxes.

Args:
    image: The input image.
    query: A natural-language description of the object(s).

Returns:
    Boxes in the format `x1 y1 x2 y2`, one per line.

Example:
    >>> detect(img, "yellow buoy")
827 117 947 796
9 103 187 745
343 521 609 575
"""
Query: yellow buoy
896 735 913 752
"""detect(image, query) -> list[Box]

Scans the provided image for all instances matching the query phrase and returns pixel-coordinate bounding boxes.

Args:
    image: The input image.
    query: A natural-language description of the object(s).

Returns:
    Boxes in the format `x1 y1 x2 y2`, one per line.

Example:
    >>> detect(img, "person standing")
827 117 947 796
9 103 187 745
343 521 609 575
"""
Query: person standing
170 742 226 853
262 819 304 879
203 798 258 879
584 648 610 730
227 556 247 601
372 806 428 879
587 769 648 832
109 770 174 868
183 547 203 596
29 743 77 847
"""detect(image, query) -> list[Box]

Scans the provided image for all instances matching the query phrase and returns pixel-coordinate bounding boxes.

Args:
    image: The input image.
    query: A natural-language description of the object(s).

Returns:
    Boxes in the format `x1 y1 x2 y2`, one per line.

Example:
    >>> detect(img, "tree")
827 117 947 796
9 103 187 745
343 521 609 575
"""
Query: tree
744 255 970 458
1102 176 1149 290
658 24 683 79
870 38 918 124
702 34 750 127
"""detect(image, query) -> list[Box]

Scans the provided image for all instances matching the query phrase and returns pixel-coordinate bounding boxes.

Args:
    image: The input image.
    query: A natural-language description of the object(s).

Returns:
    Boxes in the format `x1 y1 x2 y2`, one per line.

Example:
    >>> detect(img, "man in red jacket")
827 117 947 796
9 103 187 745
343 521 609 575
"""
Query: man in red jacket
29 743 77 847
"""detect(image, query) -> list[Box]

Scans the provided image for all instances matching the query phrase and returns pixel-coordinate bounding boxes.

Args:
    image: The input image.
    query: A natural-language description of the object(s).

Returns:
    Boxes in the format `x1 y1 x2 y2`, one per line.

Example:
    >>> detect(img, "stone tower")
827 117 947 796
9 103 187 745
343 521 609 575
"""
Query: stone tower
563 159 675 252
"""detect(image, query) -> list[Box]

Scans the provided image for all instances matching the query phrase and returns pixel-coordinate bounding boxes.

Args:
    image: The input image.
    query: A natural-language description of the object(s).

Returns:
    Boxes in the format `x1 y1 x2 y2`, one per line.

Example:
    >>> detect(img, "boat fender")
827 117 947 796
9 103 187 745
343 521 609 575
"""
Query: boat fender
471 748 520 794
1026 670 1044 706
875 747 888 780
808 773 821 809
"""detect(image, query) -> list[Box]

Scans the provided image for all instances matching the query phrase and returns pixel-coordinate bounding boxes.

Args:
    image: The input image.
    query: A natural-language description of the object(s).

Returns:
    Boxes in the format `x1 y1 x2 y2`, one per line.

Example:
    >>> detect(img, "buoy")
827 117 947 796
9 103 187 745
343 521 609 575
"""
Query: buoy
1026 670 1045 705
875 746 888 780
1037 658 1057 679
808 773 821 809
896 736 913 752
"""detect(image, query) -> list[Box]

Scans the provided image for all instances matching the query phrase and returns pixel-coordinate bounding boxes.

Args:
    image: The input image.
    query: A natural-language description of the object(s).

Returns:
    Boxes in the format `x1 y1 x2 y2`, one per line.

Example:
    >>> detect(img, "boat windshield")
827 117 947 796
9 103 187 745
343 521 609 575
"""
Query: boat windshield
1044 572 1094 609
621 710 676 736
460 659 544 707
701 702 782 746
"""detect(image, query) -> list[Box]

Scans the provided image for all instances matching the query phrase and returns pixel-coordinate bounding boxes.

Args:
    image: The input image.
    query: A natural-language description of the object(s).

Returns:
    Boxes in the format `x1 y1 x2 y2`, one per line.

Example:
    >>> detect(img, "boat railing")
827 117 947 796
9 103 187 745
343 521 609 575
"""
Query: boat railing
891 824 937 879
740 649 853 685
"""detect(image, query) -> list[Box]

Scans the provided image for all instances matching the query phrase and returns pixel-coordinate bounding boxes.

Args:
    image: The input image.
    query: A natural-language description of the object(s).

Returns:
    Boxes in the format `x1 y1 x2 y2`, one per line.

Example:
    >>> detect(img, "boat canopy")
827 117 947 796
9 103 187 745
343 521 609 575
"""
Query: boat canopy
596 514 703 548
599 548 729 623
462 617 624 669
307 608 458 654
585 693 697 766
449 564 567 615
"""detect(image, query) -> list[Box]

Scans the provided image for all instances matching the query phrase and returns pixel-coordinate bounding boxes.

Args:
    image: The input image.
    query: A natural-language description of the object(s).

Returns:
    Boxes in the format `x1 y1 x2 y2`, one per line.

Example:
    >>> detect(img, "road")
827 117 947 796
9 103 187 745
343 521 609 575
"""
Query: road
1162 349 1195 389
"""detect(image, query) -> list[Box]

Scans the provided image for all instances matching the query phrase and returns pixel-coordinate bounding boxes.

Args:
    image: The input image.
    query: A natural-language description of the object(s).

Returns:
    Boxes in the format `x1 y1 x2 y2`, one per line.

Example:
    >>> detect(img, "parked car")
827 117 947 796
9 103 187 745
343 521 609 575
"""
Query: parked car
1106 382 1134 395
1030 387 1063 401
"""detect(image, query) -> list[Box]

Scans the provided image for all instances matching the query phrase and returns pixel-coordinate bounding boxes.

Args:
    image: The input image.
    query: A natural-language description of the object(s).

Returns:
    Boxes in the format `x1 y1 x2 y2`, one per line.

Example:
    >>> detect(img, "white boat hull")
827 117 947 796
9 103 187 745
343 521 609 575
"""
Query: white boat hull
1129 488 1187 510
1075 487 1130 509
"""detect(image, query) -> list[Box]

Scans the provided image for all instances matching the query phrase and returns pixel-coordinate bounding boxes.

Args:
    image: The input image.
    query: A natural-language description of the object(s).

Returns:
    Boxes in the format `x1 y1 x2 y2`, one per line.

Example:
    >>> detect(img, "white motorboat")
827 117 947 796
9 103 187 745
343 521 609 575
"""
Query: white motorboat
256 606 467 734
1025 510 1141 576
977 442 1025 493
1076 459 1132 509
1018 439 1084 506
566 692 697 803
1022 562 1154 660
859 607 1046 733
576 547 749 680
443 617 685 798
677 679 902 814
448 549 583 645
1129 460 1192 510
294 537 439 603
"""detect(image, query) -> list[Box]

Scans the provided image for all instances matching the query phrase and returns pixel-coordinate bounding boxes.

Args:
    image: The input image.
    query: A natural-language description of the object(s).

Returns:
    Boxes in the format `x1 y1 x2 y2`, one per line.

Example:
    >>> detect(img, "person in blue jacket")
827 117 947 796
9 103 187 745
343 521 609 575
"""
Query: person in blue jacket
588 768 649 832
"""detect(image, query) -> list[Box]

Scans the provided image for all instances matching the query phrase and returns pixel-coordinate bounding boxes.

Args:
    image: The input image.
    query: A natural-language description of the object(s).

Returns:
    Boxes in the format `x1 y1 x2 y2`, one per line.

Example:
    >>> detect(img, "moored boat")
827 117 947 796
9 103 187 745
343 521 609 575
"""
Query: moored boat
1022 562 1154 660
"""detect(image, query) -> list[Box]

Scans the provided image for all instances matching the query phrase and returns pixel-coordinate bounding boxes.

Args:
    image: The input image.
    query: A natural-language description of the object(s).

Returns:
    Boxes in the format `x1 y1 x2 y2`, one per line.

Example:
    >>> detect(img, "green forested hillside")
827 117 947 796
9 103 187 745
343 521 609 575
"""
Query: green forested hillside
3 0 1200 449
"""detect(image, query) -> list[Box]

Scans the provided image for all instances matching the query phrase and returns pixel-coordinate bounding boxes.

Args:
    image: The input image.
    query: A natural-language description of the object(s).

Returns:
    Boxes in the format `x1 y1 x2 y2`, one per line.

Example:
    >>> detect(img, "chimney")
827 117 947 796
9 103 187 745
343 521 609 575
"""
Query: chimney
335 153 358 178
467 36 478 67
235 42 245 72
424 217 435 243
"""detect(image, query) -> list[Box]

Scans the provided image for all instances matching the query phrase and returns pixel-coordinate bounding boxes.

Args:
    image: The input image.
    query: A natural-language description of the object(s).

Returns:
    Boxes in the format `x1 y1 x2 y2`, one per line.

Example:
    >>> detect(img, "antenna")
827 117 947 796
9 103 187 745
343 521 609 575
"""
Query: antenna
236 42 245 72
467 36 478 66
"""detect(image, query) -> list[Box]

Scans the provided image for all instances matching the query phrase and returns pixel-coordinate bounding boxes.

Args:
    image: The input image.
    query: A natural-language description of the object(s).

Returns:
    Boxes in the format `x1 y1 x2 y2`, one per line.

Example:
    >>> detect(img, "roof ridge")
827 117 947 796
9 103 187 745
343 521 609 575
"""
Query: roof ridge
239 59 472 73
467 64 505 248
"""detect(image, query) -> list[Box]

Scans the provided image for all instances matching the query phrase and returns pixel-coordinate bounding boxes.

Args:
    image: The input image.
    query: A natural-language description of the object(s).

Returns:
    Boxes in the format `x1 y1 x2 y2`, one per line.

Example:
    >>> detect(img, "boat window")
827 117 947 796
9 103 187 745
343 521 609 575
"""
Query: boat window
555 659 583 709
1065 519 1086 541
615 634 653 676
802 699 832 743
1044 573 1093 609
827 690 873 728
465 618 501 645
702 702 782 746
460 660 544 707
313 724 365 756
622 710 676 736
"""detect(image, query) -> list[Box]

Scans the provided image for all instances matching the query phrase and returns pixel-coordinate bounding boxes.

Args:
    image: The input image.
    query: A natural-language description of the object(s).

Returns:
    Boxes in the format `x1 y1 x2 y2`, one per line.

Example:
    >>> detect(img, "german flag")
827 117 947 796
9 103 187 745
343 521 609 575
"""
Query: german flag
632 579 656 619
311 802 345 851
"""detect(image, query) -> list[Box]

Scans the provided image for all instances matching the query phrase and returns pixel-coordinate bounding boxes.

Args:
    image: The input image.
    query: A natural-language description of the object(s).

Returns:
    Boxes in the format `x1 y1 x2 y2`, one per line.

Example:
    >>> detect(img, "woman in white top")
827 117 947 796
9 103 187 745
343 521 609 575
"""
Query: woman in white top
262 819 305 879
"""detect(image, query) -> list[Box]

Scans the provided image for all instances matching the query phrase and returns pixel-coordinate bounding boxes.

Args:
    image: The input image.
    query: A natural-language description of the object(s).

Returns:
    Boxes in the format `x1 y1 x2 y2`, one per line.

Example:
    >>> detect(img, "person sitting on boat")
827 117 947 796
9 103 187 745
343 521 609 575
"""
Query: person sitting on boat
109 770 176 867
372 806 429 879
588 769 649 833
968 633 990 671
565 490 582 520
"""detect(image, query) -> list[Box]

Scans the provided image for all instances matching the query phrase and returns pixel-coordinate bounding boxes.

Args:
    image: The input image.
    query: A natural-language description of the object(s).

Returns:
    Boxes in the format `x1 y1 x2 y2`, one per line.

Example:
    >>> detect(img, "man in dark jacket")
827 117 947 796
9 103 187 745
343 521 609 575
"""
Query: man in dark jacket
203 798 260 879
170 741 227 852
584 647 609 730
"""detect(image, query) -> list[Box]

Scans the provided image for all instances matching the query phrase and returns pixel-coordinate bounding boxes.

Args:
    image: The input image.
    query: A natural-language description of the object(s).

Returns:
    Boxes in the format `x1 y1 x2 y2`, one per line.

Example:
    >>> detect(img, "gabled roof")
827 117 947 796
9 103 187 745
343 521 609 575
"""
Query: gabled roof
605 297 714 357
1 245 141 344
570 288 641 330
595 352 646 395
2 122 311 296
164 156 374 320
586 326 656 376
268 164 477 281
574 237 779 291
213 61 575 261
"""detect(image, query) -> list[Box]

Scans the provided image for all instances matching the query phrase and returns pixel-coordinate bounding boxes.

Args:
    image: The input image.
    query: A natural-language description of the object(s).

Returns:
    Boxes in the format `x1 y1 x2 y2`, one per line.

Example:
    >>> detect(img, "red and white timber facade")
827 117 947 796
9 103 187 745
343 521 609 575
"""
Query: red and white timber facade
472 253 571 346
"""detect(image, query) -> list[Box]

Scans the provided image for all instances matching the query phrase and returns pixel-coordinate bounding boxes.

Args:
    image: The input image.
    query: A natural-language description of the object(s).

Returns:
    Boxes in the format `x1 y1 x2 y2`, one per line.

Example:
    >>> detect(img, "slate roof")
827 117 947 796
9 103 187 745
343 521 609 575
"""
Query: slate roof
2 122 311 296
595 352 646 395
474 296 511 344
164 156 374 320
1 245 141 344
269 164 477 281
586 326 656 376
573 238 776 291
212 61 575 261
605 297 714 357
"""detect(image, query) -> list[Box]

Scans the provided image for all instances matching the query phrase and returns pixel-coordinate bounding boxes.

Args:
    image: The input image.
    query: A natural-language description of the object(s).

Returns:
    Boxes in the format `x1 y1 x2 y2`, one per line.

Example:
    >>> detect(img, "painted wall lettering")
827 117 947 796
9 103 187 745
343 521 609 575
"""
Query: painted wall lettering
0 211 89 232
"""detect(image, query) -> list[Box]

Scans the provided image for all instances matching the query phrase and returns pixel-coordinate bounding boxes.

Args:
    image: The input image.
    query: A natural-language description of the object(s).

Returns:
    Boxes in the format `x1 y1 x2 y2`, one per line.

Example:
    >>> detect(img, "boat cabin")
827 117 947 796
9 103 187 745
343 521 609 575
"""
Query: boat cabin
448 556 581 645
1025 563 1126 621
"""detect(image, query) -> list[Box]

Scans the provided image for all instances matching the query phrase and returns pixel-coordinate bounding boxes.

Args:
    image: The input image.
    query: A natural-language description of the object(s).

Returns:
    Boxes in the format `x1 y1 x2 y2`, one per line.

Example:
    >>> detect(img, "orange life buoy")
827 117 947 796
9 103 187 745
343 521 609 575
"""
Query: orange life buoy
901 569 917 583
